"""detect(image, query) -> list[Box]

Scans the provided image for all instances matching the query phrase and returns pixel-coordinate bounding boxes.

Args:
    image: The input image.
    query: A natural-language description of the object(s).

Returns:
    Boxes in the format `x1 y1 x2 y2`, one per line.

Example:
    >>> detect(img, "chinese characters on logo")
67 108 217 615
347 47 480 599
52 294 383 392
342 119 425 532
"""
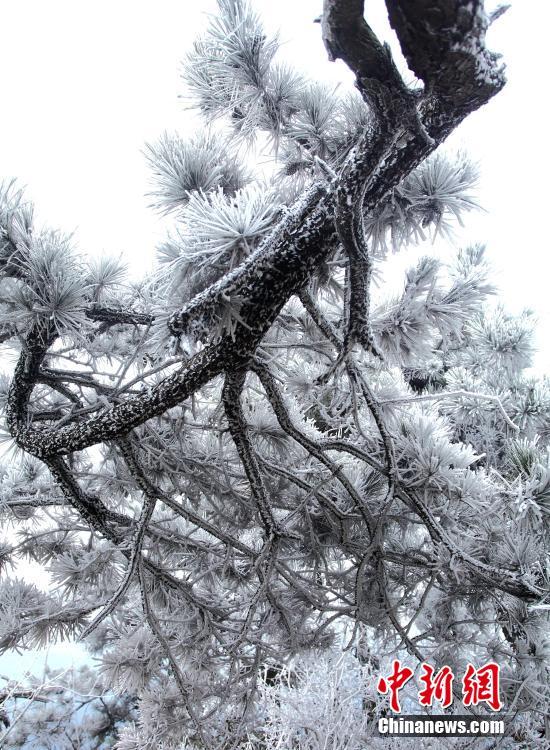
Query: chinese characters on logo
376 660 414 712
462 663 502 711
376 660 502 713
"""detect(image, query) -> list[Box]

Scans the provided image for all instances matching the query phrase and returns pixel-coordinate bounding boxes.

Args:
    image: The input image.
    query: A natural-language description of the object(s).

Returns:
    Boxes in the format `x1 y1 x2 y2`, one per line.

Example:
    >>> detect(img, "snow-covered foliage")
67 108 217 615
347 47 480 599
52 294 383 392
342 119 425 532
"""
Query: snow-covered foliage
0 666 137 749
0 1 547 749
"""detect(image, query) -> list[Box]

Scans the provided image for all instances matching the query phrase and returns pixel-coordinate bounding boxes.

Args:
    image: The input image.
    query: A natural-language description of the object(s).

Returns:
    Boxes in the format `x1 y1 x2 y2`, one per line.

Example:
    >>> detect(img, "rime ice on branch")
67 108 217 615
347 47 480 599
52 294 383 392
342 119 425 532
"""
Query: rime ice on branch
0 1 548 748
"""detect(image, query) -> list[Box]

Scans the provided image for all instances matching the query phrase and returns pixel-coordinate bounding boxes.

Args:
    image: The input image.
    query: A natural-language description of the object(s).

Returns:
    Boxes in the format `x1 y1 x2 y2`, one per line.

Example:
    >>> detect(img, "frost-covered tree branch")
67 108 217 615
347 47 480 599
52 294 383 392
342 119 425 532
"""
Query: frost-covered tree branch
1 1 548 748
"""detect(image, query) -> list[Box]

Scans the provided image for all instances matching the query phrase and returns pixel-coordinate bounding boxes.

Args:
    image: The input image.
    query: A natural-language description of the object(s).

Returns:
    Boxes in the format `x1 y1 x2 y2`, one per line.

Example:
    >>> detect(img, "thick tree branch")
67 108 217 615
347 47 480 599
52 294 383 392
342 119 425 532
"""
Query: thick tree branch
385 0 504 110
321 0 416 121
85 304 155 327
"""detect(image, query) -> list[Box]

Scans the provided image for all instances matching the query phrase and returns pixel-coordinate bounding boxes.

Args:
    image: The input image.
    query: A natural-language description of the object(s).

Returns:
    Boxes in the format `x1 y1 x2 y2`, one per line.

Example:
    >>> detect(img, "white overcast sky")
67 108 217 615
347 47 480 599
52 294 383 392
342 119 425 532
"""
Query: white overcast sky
0 0 549 676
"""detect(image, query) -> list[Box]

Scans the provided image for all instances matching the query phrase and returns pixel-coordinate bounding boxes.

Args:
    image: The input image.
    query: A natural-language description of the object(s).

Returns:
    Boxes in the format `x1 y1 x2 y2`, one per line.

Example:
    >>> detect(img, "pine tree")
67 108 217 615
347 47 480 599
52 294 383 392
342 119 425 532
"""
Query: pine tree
1 1 548 748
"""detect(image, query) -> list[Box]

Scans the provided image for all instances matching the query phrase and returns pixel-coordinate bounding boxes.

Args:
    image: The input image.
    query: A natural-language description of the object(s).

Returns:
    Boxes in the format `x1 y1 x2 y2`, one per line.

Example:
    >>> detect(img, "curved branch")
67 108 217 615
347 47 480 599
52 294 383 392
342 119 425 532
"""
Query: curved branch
322 0 415 118
386 0 505 108
222 370 290 538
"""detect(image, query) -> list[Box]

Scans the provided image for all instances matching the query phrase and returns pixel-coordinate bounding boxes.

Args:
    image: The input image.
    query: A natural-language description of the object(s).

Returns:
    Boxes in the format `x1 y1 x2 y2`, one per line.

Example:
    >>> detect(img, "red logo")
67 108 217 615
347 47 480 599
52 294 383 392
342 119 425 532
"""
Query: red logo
376 659 414 713
376 661 502 713
462 662 502 711
418 663 454 708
